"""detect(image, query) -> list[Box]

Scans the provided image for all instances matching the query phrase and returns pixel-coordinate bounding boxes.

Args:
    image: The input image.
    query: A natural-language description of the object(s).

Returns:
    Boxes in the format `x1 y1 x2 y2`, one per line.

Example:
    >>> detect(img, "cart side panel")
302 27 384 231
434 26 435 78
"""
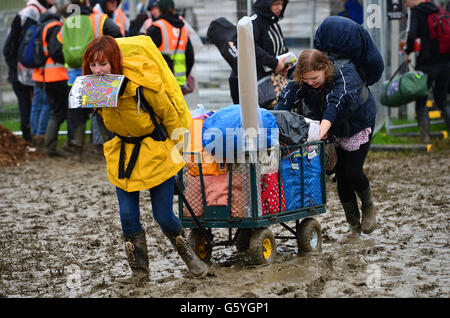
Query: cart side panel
179 142 326 229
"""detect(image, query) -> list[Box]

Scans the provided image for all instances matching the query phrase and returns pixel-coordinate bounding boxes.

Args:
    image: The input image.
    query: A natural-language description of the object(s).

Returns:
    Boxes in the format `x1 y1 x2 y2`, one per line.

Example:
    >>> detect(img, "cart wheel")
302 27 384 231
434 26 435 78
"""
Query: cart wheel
235 229 253 252
188 228 212 263
296 218 323 254
248 228 277 265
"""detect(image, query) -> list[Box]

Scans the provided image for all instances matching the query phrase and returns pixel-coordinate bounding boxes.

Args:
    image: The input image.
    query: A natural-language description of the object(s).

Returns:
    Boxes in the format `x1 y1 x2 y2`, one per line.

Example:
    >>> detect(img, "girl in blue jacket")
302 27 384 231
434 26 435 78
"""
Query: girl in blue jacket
275 49 377 240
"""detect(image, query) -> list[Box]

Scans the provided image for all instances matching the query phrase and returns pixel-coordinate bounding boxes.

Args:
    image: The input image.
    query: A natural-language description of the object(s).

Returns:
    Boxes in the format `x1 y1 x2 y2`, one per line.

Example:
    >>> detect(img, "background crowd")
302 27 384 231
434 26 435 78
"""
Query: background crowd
3 0 449 158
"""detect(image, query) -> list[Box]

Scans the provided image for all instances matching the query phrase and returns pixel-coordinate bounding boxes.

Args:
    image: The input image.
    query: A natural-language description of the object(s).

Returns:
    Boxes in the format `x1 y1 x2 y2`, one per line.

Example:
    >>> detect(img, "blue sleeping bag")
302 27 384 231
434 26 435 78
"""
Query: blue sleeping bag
202 104 279 159
314 16 384 86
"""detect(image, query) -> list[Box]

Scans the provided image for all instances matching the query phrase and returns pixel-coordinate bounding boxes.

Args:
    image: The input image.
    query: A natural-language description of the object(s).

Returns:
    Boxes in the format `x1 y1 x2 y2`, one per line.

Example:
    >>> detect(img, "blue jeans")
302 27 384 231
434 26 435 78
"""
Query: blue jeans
116 176 181 235
30 86 51 135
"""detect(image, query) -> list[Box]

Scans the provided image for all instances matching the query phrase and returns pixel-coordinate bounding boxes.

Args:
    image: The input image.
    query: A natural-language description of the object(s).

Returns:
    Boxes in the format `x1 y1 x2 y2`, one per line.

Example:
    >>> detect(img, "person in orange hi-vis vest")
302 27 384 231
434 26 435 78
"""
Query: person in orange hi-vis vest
92 0 129 36
146 0 195 92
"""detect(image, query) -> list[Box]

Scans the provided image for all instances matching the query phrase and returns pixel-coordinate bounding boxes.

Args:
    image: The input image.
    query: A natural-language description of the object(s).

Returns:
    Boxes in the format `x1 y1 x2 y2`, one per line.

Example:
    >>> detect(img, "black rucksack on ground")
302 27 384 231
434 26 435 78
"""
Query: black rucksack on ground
206 17 238 73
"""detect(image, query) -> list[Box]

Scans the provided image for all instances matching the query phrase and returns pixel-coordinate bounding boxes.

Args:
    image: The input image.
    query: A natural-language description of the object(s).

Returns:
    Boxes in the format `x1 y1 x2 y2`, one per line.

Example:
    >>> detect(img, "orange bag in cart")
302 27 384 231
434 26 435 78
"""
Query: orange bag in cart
186 118 228 176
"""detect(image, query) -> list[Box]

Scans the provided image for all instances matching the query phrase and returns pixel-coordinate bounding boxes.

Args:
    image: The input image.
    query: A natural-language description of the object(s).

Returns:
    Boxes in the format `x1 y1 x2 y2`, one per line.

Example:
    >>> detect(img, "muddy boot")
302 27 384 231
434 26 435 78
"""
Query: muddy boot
117 230 150 284
44 118 64 157
356 187 377 234
21 125 32 143
164 227 208 278
342 200 361 240
72 123 86 160
417 110 431 144
32 135 45 147
419 125 431 144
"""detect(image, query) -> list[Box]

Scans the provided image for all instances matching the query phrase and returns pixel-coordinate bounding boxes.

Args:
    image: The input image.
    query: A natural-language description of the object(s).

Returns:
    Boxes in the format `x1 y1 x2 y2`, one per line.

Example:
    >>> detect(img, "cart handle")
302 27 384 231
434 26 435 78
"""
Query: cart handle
175 181 214 245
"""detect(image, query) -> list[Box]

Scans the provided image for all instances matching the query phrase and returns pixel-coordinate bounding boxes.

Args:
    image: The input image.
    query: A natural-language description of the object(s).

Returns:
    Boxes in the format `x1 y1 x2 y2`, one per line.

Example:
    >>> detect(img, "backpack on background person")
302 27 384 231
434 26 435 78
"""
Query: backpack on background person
427 6 450 55
18 12 61 69
13 3 46 86
61 15 97 68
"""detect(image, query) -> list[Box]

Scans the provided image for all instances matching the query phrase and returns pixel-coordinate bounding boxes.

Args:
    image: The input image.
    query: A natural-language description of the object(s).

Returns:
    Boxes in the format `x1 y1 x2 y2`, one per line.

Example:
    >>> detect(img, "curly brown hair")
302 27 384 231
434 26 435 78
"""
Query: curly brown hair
293 49 334 87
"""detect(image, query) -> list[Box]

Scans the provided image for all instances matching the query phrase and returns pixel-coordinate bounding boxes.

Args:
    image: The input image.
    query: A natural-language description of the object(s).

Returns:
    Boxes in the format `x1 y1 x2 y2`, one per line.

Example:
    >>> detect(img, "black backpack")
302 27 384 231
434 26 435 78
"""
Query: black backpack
206 17 238 74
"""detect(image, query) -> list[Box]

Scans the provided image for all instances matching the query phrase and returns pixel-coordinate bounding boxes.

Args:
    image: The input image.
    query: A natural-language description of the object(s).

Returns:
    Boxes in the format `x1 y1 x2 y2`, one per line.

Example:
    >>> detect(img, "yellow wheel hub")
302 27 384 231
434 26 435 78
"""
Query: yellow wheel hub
198 237 208 260
263 238 272 259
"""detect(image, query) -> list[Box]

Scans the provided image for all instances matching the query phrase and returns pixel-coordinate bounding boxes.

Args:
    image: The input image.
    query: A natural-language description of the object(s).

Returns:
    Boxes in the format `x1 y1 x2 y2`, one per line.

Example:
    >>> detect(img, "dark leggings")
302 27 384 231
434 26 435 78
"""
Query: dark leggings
415 62 450 131
44 81 69 125
12 81 33 141
335 136 372 203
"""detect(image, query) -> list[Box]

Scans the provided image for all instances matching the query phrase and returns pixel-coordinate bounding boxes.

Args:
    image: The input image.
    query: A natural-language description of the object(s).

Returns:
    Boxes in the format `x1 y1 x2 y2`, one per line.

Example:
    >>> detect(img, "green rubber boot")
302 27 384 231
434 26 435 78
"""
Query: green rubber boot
44 118 64 157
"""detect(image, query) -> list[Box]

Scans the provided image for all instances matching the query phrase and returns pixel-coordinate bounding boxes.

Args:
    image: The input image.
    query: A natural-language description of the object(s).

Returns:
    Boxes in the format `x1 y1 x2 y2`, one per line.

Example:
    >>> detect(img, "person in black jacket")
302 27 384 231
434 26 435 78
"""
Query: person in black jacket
276 49 378 240
128 0 161 36
403 0 450 143
253 0 290 79
3 0 57 142
229 0 291 107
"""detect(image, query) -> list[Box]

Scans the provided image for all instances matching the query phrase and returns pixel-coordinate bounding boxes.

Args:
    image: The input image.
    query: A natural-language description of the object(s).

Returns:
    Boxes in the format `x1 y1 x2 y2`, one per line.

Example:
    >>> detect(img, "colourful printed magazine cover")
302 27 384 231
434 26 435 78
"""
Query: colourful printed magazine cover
68 74 125 108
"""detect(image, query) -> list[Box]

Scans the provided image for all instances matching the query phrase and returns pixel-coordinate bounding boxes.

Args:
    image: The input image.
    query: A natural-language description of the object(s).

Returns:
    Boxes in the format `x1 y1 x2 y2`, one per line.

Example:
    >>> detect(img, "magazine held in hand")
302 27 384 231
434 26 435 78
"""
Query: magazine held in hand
68 74 125 108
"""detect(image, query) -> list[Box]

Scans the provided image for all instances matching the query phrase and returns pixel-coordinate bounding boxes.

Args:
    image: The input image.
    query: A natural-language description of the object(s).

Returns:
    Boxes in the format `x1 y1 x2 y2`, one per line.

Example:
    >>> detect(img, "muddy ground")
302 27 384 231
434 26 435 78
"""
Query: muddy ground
0 136 449 298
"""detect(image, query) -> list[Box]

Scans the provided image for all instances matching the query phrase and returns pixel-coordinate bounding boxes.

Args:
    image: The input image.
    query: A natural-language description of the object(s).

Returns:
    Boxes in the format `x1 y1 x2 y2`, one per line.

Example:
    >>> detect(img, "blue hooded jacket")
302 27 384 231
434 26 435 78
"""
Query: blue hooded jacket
275 57 376 138
314 16 384 86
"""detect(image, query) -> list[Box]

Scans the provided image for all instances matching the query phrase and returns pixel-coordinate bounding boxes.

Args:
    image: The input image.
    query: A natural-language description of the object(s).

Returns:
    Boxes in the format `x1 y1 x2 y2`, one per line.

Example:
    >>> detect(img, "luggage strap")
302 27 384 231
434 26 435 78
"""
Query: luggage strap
383 61 409 98
116 85 169 179
117 133 152 179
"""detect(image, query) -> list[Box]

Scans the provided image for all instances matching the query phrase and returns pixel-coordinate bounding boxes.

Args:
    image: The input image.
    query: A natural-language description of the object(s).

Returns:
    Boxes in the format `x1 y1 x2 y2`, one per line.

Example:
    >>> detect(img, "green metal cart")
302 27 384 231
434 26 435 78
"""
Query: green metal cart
178 141 327 265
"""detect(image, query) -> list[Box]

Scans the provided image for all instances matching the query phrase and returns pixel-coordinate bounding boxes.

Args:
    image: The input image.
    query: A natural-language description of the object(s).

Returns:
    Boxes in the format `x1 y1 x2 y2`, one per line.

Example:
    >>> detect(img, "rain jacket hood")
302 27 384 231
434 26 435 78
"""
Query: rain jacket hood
94 0 123 11
253 0 288 23
314 16 384 86
121 56 162 97
158 13 185 28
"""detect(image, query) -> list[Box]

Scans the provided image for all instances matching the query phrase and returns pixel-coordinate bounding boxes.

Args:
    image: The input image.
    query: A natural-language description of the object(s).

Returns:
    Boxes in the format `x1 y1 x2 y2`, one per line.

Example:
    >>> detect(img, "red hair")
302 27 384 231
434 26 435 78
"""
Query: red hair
82 35 123 75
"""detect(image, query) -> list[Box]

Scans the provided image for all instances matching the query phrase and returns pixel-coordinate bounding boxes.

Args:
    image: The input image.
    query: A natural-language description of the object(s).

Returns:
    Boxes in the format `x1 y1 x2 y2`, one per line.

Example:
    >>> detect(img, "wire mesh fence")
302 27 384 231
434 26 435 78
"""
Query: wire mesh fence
179 142 325 223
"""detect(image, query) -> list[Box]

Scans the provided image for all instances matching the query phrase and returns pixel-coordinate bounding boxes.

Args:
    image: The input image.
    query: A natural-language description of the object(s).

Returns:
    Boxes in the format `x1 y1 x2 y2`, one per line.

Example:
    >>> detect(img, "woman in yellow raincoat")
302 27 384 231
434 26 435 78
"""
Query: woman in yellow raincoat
82 35 207 283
